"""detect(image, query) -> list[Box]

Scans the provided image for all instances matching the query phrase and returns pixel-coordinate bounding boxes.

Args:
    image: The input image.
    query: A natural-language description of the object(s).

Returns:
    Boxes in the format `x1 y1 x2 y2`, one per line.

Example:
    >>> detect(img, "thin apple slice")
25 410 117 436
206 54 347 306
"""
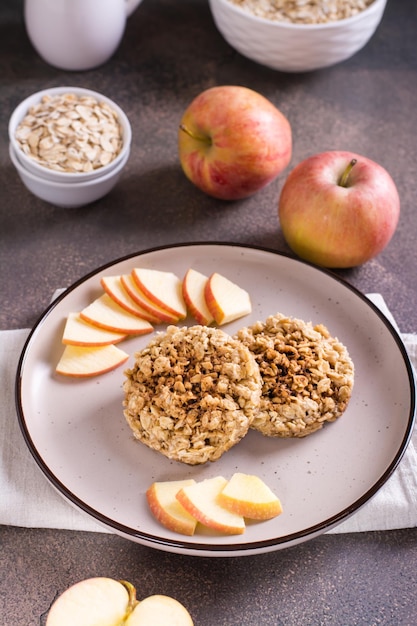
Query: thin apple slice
46 577 130 626
204 272 252 325
125 594 194 626
218 472 283 520
132 268 187 319
62 312 127 346
56 344 129 377
121 274 179 323
182 268 214 325
101 275 161 323
146 479 198 536
176 476 245 535
80 293 154 335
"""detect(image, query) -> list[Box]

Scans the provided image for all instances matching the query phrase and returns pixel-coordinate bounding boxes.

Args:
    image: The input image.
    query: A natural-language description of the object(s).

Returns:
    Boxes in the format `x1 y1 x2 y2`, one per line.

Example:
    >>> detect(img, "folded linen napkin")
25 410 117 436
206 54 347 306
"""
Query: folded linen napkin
1 294 416 534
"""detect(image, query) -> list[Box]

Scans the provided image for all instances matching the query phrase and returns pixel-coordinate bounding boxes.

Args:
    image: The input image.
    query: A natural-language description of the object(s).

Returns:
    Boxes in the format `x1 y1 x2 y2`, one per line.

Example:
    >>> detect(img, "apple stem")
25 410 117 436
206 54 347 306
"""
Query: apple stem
119 580 139 620
338 158 357 187
179 124 212 146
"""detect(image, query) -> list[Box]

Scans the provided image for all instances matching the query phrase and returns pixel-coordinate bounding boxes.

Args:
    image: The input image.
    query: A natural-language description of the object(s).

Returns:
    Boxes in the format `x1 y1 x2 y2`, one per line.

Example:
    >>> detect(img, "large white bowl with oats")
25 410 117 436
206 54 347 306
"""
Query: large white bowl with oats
208 0 388 72
8 86 131 183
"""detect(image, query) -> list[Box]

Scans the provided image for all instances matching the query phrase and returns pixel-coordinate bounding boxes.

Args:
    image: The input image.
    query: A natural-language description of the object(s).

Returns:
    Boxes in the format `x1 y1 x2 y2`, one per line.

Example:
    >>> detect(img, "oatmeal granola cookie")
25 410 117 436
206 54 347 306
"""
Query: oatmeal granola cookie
123 325 262 464
235 313 354 437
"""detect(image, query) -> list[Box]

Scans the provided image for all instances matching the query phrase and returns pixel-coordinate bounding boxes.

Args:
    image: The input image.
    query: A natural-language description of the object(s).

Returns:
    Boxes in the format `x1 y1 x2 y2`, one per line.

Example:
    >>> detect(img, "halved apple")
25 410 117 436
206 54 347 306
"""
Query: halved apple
125 594 194 626
46 577 132 626
182 268 214 325
176 476 245 535
121 273 179 324
80 294 154 335
204 272 252 325
62 312 127 346
218 472 283 520
56 344 129 377
101 275 161 323
146 479 198 536
132 268 187 319
46 577 194 626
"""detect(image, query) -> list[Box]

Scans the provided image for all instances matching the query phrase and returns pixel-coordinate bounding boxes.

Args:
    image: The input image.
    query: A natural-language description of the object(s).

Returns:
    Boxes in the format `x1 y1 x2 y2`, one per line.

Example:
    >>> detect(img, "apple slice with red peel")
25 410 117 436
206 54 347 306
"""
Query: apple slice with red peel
176 476 245 535
182 268 214 325
80 293 154 335
46 577 133 626
125 594 194 626
204 272 252 325
218 472 283 520
132 268 187 319
56 344 129 377
101 275 161 323
62 312 127 346
121 273 179 323
146 479 198 536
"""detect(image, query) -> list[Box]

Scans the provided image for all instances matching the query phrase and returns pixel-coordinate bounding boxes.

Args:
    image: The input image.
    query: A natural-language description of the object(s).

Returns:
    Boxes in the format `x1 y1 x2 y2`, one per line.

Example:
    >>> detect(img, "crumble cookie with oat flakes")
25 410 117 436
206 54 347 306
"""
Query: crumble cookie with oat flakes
123 325 262 464
235 313 354 437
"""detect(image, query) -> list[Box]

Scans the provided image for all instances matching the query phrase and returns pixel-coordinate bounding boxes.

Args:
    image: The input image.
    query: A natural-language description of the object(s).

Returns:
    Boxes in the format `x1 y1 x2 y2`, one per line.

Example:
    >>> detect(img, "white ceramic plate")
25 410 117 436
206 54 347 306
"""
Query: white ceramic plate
16 244 416 556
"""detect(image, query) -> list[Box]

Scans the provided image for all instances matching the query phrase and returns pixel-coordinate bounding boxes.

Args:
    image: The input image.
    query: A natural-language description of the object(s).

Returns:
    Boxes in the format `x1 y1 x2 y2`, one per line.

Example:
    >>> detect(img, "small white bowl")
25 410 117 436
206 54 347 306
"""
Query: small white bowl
209 0 388 72
9 142 130 208
8 86 131 182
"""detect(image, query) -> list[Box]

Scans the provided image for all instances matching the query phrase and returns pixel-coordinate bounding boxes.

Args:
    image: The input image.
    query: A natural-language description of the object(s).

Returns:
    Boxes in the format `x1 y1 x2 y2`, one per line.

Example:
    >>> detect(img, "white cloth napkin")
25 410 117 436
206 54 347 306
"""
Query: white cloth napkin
1 294 416 534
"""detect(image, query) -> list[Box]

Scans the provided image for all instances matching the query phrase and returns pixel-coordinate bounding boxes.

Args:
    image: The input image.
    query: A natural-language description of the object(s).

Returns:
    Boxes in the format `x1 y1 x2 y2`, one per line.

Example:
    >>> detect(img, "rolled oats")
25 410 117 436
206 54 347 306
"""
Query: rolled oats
15 93 123 173
123 325 263 465
228 0 374 24
235 313 354 437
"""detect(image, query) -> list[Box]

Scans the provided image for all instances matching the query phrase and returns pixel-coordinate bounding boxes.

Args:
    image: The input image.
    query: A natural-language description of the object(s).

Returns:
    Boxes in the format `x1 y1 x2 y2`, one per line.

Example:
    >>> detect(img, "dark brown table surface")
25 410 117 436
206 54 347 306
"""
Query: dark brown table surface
1 1 416 625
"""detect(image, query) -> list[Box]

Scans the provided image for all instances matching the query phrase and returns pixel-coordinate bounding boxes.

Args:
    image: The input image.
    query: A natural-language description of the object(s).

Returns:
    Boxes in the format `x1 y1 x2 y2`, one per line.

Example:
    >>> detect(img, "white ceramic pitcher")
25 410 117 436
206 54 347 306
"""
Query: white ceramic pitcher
24 0 143 71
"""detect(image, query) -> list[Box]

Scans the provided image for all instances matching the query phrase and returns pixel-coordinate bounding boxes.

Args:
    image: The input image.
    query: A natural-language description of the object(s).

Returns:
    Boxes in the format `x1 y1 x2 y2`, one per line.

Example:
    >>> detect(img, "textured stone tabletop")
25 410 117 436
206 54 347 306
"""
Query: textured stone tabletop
1 1 416 625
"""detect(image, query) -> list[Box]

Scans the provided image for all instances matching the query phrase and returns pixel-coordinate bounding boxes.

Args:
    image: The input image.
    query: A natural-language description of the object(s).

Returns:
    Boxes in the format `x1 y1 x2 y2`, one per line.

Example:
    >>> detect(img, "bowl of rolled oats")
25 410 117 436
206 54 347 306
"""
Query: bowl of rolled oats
8 139 130 208
208 0 388 72
8 86 131 182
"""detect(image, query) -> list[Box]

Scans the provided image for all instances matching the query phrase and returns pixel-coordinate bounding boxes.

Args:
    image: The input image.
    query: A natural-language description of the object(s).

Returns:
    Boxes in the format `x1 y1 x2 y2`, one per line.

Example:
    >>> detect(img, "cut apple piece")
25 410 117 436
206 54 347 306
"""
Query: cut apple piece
218 472 283 520
182 268 214 325
176 476 245 535
62 312 127 346
125 594 194 626
146 479 198 536
101 275 161 323
56 344 129 377
132 268 187 319
204 272 252 325
121 274 179 323
80 294 154 335
45 577 131 626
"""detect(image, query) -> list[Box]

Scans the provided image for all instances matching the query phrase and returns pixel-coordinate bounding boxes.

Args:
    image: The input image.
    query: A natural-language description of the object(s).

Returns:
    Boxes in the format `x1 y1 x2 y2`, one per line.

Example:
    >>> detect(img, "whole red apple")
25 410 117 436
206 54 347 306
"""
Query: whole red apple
178 85 292 200
278 151 400 268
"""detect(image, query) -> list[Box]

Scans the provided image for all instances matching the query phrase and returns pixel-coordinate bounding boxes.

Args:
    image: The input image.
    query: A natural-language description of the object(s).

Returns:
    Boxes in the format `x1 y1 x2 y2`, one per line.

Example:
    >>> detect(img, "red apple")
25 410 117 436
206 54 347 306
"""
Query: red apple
278 151 400 268
178 85 292 200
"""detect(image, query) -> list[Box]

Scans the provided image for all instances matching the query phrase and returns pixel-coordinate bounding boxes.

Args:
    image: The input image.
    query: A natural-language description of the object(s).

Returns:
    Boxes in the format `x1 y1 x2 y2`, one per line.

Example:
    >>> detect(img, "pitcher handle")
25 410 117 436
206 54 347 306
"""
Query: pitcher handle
126 0 142 18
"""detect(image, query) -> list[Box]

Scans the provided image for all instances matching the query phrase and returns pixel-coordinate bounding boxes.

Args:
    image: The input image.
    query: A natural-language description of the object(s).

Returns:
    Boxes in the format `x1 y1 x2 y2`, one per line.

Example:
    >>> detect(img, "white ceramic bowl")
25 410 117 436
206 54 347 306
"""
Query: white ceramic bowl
208 0 388 72
9 142 130 208
8 86 131 182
